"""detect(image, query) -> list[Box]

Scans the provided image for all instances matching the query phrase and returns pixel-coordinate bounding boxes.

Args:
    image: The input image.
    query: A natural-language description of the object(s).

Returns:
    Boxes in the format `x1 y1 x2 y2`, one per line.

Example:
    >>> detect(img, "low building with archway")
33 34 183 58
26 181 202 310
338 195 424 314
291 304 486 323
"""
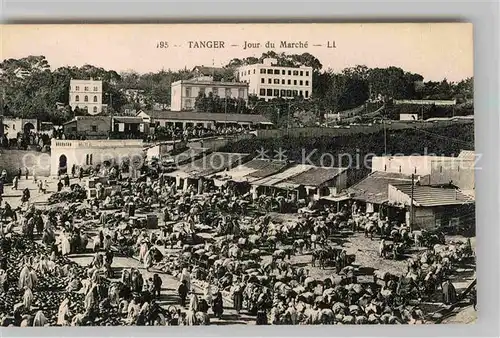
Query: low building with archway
50 138 145 176
2 117 39 138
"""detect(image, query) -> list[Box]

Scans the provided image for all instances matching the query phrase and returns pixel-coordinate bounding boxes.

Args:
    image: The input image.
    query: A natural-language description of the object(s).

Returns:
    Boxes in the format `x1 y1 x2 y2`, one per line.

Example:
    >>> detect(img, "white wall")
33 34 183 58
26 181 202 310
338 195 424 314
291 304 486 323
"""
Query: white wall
50 139 144 176
69 79 104 115
237 64 313 100
372 156 475 190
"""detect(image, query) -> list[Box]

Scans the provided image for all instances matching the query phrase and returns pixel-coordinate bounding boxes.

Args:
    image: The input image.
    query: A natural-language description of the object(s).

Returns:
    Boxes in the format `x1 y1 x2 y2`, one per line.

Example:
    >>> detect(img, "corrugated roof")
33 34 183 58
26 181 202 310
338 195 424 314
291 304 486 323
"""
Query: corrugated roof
458 150 475 161
217 159 289 183
348 171 414 204
286 167 348 187
392 184 474 207
138 110 271 124
251 164 316 187
168 152 249 178
248 161 289 179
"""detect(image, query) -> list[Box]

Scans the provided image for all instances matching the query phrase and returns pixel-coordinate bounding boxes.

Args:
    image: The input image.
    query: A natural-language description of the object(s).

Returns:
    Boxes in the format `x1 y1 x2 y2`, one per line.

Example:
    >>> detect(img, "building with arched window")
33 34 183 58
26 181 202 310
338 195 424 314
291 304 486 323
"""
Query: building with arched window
69 79 107 115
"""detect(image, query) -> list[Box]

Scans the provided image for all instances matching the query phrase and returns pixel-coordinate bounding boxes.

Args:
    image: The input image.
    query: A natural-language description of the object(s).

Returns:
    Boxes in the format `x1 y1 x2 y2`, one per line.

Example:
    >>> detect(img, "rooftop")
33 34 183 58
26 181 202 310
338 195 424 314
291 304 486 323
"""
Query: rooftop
251 164 316 188
391 184 474 207
215 159 289 183
348 171 414 204
167 152 250 179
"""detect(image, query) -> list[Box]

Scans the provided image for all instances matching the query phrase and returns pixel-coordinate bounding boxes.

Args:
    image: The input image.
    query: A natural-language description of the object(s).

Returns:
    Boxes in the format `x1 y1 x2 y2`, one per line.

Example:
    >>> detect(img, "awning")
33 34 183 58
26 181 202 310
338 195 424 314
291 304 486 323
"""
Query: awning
216 120 238 124
321 195 351 202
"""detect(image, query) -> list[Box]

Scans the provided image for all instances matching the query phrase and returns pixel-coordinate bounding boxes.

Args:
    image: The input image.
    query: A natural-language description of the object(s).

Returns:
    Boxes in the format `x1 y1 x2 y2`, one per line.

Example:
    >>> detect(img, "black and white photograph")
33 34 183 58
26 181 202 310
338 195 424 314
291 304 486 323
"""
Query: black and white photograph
0 23 476 327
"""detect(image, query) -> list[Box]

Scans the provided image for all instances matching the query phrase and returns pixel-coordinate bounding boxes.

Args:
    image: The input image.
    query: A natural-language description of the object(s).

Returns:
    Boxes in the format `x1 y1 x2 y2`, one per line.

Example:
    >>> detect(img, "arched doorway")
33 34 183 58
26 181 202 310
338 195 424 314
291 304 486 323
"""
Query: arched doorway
23 122 35 135
58 154 68 175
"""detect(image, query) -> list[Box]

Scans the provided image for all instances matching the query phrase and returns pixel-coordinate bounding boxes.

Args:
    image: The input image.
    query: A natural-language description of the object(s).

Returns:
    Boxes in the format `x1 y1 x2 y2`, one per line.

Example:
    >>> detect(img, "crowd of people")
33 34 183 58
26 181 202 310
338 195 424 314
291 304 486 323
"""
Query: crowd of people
0 131 51 150
147 125 254 143
0 162 476 327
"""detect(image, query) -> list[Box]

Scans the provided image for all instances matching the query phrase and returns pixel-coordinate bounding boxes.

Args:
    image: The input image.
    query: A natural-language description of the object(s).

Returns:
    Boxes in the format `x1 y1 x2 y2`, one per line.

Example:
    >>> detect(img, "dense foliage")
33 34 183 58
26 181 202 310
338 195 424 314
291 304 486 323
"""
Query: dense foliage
219 124 475 167
1 53 473 125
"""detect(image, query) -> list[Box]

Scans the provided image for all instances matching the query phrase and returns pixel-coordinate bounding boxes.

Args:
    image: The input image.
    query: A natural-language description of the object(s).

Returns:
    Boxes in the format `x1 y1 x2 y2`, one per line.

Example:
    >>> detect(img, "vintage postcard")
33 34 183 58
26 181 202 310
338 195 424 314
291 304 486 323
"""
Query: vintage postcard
0 23 475 326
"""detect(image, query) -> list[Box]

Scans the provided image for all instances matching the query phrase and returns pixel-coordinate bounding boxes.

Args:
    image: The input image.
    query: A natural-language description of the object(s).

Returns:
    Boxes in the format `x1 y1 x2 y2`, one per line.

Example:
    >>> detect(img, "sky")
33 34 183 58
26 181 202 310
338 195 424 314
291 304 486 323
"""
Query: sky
1 23 473 82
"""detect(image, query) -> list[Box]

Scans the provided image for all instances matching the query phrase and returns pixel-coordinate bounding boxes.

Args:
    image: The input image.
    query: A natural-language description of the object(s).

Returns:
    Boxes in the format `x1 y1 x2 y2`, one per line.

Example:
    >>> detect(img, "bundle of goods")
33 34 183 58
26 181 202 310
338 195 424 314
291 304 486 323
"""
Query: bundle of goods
48 185 87 205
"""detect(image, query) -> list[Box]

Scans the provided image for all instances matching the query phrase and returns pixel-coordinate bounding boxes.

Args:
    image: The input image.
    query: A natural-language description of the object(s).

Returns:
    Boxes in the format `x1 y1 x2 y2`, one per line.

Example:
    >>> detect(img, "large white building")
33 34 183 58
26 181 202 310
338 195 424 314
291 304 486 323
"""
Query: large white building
236 58 313 101
69 79 106 115
170 76 249 111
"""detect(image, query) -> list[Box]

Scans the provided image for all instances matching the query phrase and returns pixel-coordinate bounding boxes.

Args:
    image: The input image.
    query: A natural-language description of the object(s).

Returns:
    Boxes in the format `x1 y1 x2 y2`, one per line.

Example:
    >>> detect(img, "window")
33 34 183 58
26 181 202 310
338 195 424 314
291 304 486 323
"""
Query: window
76 86 80 91
268 79 272 84
260 69 266 74
185 99 192 107
281 79 285 84
293 90 298 96
440 166 443 173
294 80 297 85
84 95 88 102
266 89 272 96
288 70 291 75
287 79 291 85
300 90 303 96
274 89 279 96
261 78 265 84
300 80 303 86
225 88 231 97
399 166 402 173
199 87 205 95
267 69 273 74
94 86 98 91
253 69 256 74
305 90 309 98
300 71 303 76
84 86 89 91
91 125 97 132
305 80 309 86
185 87 191 97
212 87 218 95
293 70 299 76
259 88 266 96
280 89 286 96
274 69 280 75
384 165 387 171
89 154 93 165
86 155 89 165
93 95 98 102
238 88 245 98
93 106 98 113
75 95 80 102
282 70 286 75
306 71 309 76
274 79 280 84
414 167 417 174
12 124 15 130
286 90 292 97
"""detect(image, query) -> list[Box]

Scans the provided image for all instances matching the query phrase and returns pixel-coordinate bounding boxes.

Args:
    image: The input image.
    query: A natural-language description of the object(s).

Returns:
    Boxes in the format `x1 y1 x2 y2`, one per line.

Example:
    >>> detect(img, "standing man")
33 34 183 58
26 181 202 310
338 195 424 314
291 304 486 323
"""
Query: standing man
25 166 29 180
12 175 19 190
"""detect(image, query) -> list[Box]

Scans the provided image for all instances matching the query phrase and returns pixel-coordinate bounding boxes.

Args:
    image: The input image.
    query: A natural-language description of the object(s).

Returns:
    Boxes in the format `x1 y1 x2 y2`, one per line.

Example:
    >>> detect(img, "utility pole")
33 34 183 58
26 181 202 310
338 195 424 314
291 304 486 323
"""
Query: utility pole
410 173 415 232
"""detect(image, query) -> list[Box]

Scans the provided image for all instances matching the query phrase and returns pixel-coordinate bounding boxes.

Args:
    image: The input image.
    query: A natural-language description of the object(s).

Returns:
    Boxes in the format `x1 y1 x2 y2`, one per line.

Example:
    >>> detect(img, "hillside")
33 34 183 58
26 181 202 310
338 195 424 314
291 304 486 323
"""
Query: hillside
219 124 474 167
